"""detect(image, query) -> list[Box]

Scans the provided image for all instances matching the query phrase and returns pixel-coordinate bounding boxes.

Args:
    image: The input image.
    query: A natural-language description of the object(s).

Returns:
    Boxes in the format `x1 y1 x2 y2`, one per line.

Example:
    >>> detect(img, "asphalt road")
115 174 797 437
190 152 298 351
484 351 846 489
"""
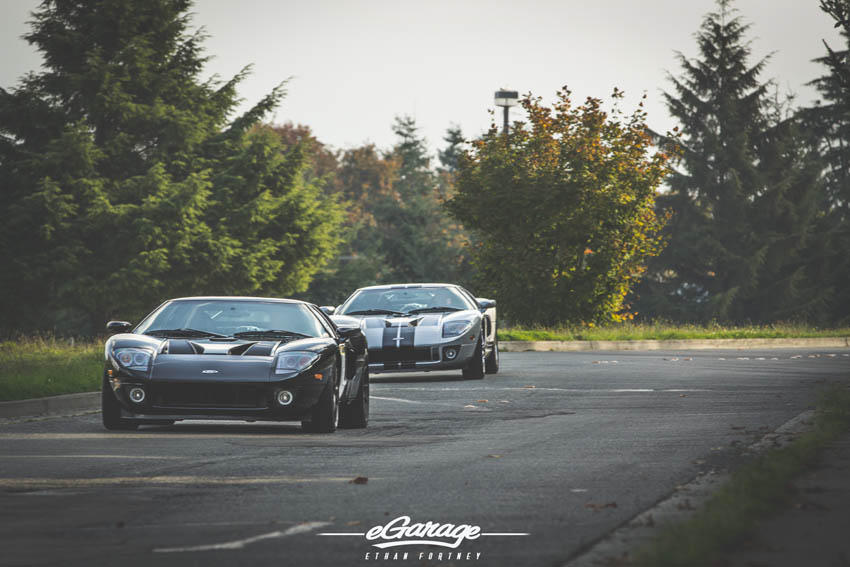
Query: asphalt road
1 349 849 567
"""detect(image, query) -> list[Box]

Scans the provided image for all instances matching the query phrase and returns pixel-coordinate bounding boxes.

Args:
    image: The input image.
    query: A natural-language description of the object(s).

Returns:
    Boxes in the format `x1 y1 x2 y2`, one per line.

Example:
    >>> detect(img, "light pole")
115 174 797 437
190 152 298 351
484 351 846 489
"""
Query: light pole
494 89 518 136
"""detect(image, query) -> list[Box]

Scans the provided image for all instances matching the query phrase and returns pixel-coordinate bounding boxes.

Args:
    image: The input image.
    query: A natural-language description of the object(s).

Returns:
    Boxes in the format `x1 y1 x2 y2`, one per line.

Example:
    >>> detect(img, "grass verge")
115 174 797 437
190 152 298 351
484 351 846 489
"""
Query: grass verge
0 338 102 402
633 384 850 567
498 322 850 342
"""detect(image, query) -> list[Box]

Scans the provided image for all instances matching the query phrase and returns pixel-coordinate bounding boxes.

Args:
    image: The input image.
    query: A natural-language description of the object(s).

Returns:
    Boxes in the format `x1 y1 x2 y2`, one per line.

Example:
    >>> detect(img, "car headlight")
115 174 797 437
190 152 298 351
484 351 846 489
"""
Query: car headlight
443 320 473 338
113 347 153 371
275 352 320 376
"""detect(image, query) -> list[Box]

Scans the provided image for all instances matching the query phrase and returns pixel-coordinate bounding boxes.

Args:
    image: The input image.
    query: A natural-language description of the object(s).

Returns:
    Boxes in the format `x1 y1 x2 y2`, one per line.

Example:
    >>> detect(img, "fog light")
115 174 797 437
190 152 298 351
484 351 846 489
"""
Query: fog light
444 347 458 360
277 390 294 406
128 387 145 403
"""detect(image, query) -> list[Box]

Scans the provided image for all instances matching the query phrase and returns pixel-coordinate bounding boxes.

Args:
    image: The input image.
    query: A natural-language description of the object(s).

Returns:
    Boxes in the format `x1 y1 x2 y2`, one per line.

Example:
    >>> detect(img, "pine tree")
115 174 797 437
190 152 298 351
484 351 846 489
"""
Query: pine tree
0 0 342 334
377 116 467 283
804 0 850 323
636 0 829 323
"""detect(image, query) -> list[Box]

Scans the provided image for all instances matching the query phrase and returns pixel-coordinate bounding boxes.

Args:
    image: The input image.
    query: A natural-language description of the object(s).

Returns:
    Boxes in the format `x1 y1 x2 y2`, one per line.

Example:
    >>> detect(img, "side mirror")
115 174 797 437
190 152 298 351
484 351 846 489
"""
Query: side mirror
320 306 336 315
337 326 361 339
106 320 133 334
476 298 496 310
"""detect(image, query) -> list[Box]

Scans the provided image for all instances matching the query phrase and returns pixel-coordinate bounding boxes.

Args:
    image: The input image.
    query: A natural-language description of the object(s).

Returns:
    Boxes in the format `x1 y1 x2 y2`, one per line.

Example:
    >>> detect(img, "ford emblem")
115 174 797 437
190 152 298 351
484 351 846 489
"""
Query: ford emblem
202 369 219 374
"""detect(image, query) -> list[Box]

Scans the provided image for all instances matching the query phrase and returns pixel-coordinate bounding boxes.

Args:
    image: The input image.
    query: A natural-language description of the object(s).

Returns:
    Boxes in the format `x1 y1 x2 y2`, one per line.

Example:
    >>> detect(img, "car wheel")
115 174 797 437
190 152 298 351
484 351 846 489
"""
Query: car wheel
101 374 139 431
462 337 486 380
302 382 338 433
485 341 500 374
339 366 369 429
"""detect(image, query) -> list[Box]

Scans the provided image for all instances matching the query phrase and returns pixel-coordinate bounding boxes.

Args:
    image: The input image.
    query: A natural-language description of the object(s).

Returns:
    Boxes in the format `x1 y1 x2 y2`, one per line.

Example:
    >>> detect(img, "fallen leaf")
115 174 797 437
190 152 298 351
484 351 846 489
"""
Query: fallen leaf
499 400 510 404
346 520 362 526
523 385 536 389
349 477 368 485
592 361 600 364
463 404 476 408
487 454 502 459
691 459 706 465
679 394 687 398
584 501 618 510
477 399 489 403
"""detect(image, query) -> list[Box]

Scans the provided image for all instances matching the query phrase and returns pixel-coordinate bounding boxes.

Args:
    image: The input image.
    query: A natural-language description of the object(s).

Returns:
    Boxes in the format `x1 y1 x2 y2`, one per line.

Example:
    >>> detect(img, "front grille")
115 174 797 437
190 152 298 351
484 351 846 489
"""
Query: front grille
151 383 269 409
370 347 436 363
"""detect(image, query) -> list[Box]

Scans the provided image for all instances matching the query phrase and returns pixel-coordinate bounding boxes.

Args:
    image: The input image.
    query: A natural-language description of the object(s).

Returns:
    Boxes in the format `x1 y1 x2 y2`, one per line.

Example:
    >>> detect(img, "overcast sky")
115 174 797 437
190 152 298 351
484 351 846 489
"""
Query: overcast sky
0 0 843 155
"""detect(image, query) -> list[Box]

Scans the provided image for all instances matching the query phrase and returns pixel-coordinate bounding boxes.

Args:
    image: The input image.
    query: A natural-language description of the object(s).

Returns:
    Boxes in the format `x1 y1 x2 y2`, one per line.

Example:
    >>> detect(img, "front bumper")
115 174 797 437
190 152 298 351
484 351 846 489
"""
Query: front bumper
369 342 478 373
108 374 328 422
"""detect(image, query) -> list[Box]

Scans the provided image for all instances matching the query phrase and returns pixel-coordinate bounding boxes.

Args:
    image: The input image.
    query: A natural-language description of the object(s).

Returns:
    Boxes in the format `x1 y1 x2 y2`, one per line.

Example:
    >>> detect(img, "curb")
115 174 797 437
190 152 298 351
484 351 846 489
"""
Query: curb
0 391 99 420
500 337 850 352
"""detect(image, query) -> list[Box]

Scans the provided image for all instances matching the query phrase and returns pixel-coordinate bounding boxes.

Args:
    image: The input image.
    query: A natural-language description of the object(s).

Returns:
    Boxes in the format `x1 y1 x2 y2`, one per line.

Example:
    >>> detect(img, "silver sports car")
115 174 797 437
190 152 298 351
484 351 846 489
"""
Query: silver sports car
324 284 498 379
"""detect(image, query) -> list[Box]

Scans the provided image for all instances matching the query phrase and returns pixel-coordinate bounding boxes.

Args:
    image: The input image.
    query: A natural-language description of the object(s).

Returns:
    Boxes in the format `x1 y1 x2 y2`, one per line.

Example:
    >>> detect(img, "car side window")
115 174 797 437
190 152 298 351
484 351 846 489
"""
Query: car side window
308 304 338 338
458 287 479 306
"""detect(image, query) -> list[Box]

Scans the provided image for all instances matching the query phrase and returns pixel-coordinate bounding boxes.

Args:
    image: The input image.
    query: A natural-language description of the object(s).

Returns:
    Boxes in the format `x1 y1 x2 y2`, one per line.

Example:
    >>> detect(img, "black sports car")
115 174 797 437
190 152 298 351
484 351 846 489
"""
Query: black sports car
323 283 498 379
102 297 369 432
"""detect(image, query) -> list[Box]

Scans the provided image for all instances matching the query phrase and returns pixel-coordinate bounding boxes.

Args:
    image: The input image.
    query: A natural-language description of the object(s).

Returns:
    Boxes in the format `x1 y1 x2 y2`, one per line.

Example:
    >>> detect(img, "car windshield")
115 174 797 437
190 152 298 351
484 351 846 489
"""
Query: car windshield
339 287 475 315
135 300 329 338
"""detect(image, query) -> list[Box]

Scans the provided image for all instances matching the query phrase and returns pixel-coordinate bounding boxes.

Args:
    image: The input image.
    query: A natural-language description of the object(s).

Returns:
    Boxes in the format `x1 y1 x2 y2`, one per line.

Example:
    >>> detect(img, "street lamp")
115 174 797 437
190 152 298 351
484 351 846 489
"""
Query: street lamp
494 89 518 136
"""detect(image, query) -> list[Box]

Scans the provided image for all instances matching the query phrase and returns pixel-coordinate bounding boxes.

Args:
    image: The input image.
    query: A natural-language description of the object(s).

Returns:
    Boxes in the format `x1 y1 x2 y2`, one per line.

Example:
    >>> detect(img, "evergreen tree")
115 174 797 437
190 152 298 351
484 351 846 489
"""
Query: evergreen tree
0 0 342 335
302 119 472 305
635 0 829 323
804 0 850 323
376 116 467 283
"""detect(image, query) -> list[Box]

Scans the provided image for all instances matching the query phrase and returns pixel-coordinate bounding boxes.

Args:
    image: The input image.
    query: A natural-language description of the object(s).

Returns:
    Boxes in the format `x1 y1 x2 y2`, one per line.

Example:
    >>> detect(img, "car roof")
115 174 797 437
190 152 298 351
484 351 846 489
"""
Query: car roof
355 283 459 291
169 296 309 304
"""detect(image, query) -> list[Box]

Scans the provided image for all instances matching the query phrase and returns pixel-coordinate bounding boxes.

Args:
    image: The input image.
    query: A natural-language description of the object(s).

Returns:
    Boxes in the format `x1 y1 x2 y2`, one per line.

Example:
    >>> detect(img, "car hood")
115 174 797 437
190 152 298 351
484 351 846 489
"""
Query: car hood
337 311 479 348
106 334 331 382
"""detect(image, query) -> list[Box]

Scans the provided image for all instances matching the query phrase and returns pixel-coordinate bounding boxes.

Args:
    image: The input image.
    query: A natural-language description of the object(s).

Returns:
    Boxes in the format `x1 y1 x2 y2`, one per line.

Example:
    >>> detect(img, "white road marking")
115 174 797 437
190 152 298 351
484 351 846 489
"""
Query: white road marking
370 396 426 404
3 455 184 459
0 476 367 488
375 387 714 394
153 521 330 553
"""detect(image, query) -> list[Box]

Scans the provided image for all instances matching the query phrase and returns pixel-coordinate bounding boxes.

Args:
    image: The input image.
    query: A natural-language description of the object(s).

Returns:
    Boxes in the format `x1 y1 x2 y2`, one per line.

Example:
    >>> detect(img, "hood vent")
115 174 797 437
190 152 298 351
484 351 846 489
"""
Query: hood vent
384 317 424 327
166 339 204 354
229 342 275 356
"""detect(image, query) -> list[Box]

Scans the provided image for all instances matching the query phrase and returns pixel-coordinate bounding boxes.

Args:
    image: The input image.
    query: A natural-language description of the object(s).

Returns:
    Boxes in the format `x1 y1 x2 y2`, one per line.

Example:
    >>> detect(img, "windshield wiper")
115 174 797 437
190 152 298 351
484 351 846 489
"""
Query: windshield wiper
405 306 463 314
144 328 227 338
345 309 405 316
232 330 310 339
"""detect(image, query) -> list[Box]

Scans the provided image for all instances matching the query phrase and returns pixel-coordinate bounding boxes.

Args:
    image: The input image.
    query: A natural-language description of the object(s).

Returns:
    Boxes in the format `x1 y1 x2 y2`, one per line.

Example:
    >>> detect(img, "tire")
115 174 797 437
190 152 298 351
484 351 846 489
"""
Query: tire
339 366 369 429
462 337 486 380
485 341 500 374
101 375 138 431
302 382 338 433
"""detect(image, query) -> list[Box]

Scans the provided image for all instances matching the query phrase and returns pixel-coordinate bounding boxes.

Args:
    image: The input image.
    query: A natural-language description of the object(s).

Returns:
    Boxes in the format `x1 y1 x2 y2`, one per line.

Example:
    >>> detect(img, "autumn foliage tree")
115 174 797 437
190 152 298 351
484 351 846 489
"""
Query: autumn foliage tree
448 88 673 326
